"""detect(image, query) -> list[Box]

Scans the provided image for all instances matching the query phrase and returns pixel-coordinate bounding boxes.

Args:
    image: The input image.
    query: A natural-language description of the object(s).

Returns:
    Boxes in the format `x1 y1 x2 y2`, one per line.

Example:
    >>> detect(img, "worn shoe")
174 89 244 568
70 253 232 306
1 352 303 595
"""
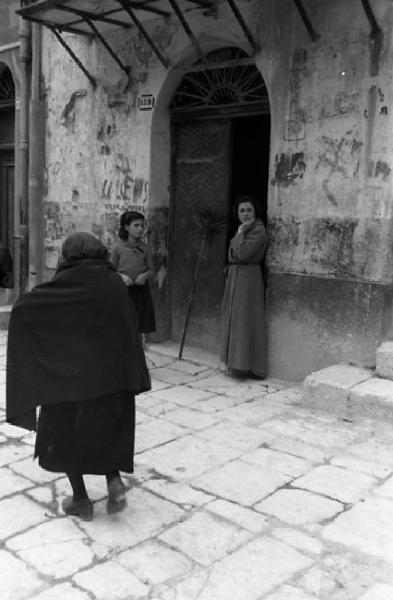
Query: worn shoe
62 496 94 521
248 371 265 380
107 477 127 514
226 368 248 379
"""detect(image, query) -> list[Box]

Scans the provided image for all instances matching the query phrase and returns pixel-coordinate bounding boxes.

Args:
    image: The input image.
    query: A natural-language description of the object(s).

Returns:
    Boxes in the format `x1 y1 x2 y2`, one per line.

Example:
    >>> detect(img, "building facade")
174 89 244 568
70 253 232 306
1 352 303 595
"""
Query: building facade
17 0 393 379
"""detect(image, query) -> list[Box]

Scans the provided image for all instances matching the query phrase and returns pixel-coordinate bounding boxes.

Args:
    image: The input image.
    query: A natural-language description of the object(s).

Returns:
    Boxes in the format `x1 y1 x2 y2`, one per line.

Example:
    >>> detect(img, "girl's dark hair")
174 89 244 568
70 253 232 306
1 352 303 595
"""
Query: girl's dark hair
118 210 145 240
232 194 261 221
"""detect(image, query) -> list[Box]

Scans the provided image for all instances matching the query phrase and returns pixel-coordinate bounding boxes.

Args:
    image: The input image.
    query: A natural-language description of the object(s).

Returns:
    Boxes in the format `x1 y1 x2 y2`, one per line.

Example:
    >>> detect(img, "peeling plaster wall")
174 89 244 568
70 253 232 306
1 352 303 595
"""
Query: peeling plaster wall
266 0 393 284
41 0 393 376
42 31 152 269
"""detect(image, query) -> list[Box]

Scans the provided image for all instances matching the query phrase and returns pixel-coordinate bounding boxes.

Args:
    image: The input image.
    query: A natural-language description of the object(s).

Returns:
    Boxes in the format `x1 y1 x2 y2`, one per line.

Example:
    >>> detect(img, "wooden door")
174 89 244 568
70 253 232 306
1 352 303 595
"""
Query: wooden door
0 151 14 249
170 118 231 353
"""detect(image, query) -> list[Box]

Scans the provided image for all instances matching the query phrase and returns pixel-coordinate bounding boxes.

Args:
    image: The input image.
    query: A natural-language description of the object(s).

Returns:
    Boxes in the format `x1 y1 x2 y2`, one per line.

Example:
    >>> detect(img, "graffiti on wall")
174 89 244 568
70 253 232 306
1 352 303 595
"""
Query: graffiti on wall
316 132 363 205
101 153 148 209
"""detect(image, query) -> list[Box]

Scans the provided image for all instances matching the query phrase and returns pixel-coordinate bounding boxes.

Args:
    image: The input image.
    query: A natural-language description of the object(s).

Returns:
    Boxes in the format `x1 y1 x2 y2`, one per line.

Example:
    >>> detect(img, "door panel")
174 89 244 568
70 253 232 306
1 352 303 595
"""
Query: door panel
0 151 14 249
171 119 231 353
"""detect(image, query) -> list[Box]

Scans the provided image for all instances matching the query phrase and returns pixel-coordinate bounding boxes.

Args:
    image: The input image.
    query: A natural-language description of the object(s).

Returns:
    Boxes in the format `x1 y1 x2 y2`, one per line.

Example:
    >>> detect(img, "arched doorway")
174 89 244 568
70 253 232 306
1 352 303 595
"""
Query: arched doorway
0 64 15 297
169 48 270 354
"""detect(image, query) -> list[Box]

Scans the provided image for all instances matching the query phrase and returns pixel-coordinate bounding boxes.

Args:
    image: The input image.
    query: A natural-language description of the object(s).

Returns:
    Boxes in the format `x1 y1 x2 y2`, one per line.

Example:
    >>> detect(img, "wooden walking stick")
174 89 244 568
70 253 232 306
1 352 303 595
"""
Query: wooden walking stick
178 210 226 360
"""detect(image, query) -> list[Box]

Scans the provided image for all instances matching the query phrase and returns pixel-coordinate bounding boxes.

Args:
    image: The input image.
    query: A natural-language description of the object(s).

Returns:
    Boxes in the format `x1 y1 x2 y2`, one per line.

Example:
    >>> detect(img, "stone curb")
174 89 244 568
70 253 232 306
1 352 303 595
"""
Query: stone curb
302 364 393 420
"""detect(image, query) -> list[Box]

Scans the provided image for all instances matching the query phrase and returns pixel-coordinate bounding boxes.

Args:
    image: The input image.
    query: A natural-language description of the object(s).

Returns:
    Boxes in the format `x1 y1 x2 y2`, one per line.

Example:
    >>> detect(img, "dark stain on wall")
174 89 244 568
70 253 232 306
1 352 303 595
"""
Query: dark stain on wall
365 86 377 176
288 49 308 128
268 217 301 260
60 90 86 129
375 160 391 179
133 177 145 203
316 133 363 204
308 218 358 277
45 201 62 241
351 139 363 155
267 272 386 379
45 201 60 220
369 30 383 77
333 91 359 115
272 152 306 187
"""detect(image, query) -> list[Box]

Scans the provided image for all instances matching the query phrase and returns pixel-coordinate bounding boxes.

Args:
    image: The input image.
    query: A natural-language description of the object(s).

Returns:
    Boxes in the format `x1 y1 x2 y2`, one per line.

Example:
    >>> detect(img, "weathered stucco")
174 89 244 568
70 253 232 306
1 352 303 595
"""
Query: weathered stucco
40 0 393 377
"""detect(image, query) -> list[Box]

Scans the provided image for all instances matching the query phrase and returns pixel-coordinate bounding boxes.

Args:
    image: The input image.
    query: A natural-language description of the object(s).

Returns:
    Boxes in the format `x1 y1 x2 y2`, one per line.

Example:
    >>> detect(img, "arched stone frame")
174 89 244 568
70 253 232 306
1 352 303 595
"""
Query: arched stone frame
149 37 273 340
0 51 21 178
0 55 18 303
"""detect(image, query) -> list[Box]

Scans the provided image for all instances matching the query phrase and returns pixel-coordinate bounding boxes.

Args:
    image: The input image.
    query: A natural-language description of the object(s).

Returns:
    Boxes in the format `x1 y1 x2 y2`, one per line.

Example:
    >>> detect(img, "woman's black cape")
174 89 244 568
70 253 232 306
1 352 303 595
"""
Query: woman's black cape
6 259 150 431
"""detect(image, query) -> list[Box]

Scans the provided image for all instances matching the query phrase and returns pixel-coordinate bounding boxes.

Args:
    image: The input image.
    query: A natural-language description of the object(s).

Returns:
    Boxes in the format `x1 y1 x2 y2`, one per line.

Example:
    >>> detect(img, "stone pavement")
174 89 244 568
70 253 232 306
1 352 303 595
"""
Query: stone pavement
1 333 393 600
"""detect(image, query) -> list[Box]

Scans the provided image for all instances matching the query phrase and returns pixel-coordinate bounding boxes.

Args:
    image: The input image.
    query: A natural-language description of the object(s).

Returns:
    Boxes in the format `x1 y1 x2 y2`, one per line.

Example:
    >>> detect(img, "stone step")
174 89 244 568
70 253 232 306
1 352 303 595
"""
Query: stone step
0 305 11 330
303 364 393 420
376 341 393 380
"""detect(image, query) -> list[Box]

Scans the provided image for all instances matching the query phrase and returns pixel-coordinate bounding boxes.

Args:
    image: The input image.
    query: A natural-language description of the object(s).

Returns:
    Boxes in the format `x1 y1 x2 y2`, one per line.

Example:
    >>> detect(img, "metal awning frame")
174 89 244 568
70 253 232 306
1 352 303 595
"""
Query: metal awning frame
293 0 320 42
360 0 382 39
49 25 97 86
18 0 260 86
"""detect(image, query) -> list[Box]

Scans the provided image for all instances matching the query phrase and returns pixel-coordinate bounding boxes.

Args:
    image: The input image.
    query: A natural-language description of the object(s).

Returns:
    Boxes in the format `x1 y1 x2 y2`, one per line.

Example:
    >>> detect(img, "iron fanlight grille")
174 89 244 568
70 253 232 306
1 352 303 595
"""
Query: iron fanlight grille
171 48 268 116
0 68 15 109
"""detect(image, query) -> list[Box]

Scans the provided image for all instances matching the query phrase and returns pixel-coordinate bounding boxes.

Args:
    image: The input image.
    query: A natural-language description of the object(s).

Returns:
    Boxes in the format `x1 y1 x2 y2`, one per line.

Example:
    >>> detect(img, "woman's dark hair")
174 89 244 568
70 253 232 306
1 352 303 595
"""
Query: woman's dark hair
118 210 145 240
232 194 261 221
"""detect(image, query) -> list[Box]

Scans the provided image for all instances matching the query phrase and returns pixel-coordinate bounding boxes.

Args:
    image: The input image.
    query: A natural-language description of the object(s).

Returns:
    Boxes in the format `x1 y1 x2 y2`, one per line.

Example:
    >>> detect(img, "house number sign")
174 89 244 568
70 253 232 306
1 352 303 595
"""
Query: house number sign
138 94 155 111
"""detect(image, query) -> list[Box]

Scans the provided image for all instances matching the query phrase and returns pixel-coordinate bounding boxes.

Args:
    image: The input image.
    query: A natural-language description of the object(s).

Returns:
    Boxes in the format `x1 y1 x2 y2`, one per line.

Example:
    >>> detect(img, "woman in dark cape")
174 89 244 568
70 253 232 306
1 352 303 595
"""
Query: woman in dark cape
6 232 150 520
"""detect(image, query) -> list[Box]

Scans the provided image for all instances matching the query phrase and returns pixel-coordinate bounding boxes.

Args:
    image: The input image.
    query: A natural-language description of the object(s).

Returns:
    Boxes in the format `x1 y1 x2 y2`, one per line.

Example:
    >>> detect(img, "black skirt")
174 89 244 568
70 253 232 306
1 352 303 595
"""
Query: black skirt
35 391 135 475
128 282 156 333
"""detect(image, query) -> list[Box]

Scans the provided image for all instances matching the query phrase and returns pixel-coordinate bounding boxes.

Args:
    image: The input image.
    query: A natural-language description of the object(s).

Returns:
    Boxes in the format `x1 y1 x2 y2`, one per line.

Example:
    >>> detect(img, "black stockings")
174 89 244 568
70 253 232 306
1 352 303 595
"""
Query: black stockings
67 470 121 501
106 470 120 486
67 473 88 502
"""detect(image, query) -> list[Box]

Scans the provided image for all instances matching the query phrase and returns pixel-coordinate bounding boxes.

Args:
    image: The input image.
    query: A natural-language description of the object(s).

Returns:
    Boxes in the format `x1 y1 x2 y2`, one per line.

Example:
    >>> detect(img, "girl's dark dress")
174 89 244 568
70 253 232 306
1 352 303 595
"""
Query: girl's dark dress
6 233 150 476
111 239 156 333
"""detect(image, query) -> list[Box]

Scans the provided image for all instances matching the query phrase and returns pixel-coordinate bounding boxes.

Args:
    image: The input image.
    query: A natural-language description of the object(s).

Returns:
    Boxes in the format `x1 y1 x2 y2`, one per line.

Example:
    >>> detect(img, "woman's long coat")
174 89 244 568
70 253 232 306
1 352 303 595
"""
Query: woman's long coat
220 219 267 376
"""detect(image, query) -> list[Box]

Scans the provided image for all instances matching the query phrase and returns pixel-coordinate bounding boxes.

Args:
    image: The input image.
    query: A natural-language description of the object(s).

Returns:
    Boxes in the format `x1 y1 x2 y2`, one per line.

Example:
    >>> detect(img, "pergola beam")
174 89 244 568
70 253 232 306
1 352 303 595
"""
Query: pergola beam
49 26 97 88
117 0 170 68
360 0 382 37
121 0 170 18
293 0 320 42
225 0 259 52
86 19 130 75
52 3 132 29
167 0 207 65
23 15 93 38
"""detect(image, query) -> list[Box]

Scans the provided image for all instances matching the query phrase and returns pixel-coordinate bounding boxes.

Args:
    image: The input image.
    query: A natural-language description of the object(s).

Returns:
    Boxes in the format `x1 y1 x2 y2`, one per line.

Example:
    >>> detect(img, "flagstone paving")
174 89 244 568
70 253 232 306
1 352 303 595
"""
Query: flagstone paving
1 334 393 599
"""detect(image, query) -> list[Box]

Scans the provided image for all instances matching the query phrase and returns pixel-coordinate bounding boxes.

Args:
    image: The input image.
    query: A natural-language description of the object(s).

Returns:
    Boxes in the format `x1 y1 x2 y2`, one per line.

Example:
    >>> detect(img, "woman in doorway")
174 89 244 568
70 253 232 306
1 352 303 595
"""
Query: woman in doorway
6 232 150 521
111 210 156 335
220 194 267 379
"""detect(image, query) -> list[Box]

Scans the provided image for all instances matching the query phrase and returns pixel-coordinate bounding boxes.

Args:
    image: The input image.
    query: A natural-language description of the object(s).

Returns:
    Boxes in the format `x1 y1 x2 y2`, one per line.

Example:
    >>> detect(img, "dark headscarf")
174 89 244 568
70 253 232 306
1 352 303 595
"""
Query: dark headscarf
59 232 109 265
6 232 150 431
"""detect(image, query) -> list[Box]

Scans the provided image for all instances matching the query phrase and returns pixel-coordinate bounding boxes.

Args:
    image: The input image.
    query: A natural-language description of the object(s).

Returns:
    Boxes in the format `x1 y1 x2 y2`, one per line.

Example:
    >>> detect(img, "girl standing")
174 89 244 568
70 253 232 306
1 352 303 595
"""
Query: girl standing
111 211 156 334
220 195 267 379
